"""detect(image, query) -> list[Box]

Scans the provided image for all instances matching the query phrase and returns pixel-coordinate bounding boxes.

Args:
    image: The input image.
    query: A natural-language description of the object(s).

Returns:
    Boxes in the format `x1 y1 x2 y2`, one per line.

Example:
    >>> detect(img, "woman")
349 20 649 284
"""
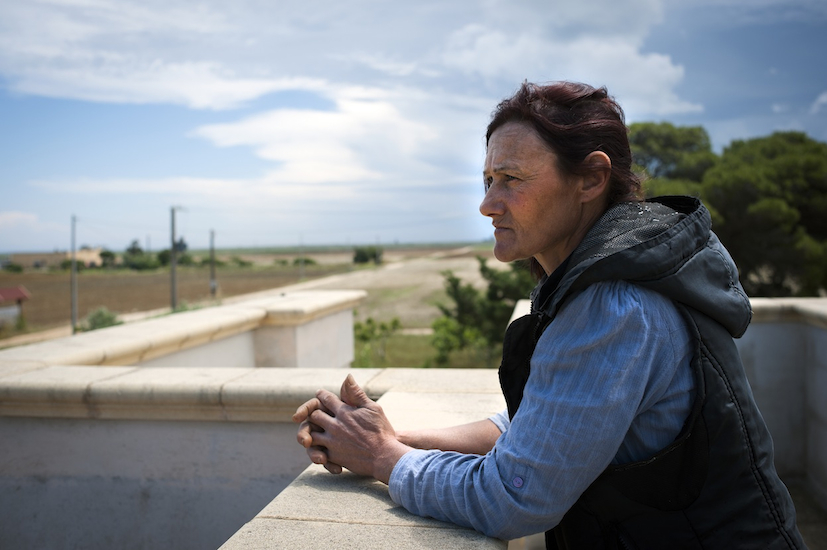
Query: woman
294 82 805 549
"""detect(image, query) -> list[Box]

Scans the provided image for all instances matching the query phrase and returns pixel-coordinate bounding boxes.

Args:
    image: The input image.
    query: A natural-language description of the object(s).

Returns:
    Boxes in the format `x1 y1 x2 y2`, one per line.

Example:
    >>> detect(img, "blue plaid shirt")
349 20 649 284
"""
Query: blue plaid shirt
388 280 695 540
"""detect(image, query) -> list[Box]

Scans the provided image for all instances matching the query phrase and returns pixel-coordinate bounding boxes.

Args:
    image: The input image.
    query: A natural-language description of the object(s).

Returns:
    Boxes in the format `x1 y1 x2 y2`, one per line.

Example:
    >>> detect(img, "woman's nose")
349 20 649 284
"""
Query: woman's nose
479 185 504 218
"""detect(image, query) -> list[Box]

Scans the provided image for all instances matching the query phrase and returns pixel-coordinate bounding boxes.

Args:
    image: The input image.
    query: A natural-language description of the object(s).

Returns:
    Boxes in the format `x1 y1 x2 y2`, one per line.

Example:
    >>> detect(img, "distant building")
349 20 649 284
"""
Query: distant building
0 286 31 328
10 247 104 268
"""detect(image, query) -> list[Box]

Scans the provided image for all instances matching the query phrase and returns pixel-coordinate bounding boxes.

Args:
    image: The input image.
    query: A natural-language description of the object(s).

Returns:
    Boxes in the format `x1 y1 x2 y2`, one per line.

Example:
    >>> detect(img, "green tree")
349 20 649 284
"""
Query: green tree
353 246 383 264
157 249 194 267
353 317 401 367
99 249 116 268
431 258 535 367
123 240 160 271
629 122 717 198
125 240 144 256
701 131 827 296
293 256 317 266
59 259 85 271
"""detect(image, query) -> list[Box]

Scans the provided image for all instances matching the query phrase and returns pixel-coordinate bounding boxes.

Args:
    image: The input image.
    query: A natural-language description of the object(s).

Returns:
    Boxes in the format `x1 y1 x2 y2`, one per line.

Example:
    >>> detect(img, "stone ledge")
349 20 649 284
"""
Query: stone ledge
364 367 503 397
0 366 382 422
746 298 827 329
219 382 507 550
246 290 367 326
219 517 504 550
0 290 364 368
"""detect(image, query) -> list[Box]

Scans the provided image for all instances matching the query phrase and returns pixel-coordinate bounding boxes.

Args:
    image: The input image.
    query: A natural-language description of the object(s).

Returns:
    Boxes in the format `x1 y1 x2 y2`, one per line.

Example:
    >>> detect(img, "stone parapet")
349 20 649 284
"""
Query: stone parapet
219 372 508 550
0 366 381 422
0 290 366 368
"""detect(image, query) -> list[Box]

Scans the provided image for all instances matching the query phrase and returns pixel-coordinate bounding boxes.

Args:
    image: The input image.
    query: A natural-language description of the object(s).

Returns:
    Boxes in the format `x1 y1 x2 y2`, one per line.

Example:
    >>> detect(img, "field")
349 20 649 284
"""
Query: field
0 262 352 331
1 244 504 369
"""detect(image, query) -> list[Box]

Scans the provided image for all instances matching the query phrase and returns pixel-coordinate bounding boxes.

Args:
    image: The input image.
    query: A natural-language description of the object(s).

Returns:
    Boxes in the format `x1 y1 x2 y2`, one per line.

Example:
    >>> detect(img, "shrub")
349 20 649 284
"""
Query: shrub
353 246 382 264
77 307 122 332
293 257 317 266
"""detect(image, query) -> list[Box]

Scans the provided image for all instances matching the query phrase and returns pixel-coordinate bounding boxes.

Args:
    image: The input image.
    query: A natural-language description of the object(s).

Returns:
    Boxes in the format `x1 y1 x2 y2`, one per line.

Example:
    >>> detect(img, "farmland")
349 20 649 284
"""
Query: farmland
0 243 497 334
0 263 350 331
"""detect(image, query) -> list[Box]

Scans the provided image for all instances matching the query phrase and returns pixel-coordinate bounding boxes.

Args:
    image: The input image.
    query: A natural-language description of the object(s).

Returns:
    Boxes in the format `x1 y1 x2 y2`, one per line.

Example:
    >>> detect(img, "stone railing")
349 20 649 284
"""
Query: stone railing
1 293 825 549
0 289 507 549
218 368 508 550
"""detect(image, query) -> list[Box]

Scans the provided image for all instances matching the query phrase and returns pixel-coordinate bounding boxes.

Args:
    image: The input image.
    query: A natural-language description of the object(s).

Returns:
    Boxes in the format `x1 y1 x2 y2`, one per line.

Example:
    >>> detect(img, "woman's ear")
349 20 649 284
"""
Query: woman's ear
580 151 612 201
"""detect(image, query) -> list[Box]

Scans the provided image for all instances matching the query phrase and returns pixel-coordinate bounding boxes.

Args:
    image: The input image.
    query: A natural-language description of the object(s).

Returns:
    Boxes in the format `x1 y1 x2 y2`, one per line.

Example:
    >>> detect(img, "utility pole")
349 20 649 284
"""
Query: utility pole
299 233 305 280
170 206 183 310
209 229 217 298
71 215 78 334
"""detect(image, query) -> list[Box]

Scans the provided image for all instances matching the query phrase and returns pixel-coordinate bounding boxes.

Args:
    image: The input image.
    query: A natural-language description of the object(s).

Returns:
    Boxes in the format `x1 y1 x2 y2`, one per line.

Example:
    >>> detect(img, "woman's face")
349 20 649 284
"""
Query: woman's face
480 121 596 274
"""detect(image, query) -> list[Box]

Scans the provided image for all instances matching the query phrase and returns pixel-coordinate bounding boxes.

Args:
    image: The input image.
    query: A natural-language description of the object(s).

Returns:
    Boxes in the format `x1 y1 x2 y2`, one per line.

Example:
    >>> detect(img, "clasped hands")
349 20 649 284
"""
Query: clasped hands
292 374 411 484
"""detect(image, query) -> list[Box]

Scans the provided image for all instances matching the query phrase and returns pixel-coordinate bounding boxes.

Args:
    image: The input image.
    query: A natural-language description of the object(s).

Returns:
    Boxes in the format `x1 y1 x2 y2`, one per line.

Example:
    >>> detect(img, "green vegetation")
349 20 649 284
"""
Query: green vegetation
122 240 161 271
76 307 122 332
293 256 317 266
352 316 401 367
230 256 253 268
431 258 535 367
59 259 85 271
99 249 116 268
631 123 827 296
353 246 383 264
355 333 486 369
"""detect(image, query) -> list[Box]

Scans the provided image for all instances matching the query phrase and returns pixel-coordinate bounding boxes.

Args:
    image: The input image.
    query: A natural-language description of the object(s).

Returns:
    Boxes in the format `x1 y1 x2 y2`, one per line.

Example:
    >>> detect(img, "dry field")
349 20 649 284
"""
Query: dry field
0 263 347 331
0 244 500 335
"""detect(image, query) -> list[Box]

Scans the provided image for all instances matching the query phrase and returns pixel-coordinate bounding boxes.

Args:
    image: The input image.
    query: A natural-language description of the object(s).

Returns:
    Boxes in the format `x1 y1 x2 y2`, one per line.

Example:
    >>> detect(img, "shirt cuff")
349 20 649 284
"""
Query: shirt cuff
388 448 438 506
488 409 510 433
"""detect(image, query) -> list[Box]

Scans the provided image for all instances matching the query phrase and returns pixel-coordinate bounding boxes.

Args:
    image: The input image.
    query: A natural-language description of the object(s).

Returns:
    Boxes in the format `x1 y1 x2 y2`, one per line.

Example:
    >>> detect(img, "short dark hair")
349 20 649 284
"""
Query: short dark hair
486 81 642 205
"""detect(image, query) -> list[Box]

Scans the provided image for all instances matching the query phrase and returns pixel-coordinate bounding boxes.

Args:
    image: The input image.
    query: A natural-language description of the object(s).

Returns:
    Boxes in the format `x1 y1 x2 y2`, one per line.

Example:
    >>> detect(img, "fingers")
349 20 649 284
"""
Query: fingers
304 434 343 475
315 388 346 417
292 397 323 424
339 374 372 408
296 419 323 448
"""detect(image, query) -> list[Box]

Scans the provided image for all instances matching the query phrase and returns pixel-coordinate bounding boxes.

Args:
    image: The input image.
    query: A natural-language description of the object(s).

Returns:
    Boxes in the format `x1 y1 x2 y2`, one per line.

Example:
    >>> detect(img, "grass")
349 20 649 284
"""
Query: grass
355 333 502 369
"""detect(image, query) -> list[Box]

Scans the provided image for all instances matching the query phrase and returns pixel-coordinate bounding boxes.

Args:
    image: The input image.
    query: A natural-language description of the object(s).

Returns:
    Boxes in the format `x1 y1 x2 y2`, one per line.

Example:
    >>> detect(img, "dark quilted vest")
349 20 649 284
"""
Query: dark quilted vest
498 197 805 549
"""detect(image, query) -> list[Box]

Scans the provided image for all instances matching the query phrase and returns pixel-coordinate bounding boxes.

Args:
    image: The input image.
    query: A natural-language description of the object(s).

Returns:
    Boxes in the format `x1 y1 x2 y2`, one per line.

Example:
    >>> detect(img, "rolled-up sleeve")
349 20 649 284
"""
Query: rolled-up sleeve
388 281 693 540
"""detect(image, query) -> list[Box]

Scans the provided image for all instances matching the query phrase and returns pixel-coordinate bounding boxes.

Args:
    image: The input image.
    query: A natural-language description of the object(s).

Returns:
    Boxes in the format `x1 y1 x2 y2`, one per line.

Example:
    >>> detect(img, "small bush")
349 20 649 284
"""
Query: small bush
353 246 382 264
123 254 160 271
59 259 85 271
77 307 122 332
293 257 317 266
3 263 23 273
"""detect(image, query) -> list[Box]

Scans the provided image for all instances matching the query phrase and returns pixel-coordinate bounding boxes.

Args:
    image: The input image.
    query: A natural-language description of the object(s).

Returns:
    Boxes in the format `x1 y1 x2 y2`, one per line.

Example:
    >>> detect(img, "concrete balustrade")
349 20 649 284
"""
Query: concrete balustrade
0 292 825 549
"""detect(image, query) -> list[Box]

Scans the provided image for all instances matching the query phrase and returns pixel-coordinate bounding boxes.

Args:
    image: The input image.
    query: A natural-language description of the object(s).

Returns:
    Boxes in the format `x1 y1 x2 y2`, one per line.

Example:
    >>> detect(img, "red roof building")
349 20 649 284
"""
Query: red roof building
0 286 31 304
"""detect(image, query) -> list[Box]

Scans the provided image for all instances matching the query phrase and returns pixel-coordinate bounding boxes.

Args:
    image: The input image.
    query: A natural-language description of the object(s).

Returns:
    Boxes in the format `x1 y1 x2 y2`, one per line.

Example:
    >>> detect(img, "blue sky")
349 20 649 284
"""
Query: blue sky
1 0 825 253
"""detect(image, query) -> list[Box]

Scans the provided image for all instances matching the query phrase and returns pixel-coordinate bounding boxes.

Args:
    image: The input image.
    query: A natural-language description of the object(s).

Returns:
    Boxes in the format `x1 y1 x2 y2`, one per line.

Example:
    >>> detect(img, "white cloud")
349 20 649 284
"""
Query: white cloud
0 211 39 229
0 0 726 248
193 85 452 185
0 0 694 115
810 92 827 114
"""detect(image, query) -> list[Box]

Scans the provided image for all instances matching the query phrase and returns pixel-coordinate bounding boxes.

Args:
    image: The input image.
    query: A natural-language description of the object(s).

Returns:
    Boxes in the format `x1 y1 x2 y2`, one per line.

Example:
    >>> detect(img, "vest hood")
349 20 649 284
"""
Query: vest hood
533 196 753 338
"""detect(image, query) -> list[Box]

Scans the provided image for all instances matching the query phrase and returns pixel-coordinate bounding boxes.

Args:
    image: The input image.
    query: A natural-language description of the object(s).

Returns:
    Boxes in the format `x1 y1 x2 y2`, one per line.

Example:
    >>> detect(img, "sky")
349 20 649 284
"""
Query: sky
1 0 825 254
